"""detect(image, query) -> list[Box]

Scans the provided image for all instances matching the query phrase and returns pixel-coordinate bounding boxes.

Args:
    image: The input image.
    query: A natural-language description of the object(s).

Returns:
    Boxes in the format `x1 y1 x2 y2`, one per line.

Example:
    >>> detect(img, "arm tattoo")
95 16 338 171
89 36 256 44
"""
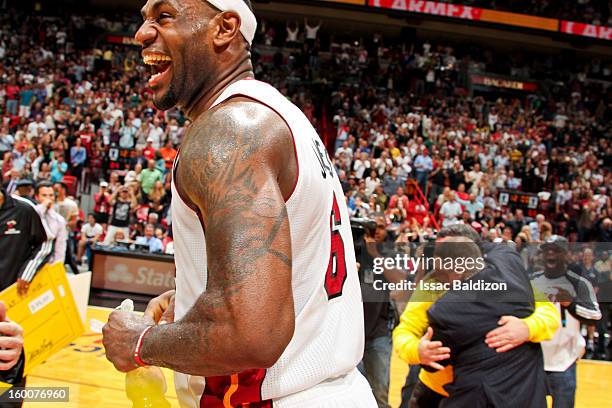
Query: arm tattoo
142 102 294 375
179 105 293 282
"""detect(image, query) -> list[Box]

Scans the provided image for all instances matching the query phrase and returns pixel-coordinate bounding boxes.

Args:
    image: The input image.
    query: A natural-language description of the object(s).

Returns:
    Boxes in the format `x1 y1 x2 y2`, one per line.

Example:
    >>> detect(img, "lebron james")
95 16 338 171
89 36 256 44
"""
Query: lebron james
102 0 376 406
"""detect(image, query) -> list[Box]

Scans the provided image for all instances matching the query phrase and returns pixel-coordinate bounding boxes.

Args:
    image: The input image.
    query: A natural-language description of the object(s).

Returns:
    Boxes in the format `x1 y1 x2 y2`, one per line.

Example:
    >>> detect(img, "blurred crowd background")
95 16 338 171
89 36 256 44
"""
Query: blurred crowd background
0 0 610 364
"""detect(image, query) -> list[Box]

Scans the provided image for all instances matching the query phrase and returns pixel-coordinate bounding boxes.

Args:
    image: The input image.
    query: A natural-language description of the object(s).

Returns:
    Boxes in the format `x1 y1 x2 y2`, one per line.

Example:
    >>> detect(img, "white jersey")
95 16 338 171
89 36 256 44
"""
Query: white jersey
532 270 601 372
171 78 372 407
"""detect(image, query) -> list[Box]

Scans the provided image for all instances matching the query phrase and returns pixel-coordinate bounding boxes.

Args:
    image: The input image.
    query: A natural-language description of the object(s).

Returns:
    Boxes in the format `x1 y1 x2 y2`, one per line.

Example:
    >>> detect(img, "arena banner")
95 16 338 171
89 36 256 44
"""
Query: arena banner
560 21 612 41
480 10 557 32
471 75 538 92
106 34 139 46
367 0 483 21
91 250 175 296
315 0 365 5
368 1 556 32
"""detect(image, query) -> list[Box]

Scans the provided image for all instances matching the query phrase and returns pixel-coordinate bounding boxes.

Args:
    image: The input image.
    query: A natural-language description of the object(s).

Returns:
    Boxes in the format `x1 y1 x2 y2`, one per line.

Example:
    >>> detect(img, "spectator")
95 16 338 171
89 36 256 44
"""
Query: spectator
26 115 47 140
507 170 522 190
383 168 403 198
50 151 68 183
159 139 177 171
104 185 137 246
140 159 163 198
34 181 67 265
18 84 34 118
439 190 462 227
0 127 14 158
304 18 321 47
76 213 103 264
456 193 484 220
147 117 164 149
135 223 163 253
143 138 156 161
93 181 112 224
389 187 409 211
35 162 52 184
3 168 20 195
70 138 87 182
53 182 78 224
413 147 433 194
578 247 601 359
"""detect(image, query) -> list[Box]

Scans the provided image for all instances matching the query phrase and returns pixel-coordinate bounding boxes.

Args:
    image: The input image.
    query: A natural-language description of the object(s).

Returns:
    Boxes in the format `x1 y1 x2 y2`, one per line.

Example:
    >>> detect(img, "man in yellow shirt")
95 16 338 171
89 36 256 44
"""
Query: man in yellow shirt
393 225 560 407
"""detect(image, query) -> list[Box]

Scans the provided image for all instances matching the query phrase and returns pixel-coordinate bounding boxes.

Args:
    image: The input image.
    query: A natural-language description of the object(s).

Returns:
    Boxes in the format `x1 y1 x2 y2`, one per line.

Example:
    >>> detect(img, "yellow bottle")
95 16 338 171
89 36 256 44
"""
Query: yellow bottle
125 366 171 408
119 299 171 408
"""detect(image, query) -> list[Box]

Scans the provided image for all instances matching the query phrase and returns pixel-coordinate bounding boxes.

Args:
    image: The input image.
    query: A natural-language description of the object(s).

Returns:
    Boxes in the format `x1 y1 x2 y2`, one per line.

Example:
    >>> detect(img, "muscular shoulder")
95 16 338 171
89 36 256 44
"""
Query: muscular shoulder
180 97 292 174
177 97 296 213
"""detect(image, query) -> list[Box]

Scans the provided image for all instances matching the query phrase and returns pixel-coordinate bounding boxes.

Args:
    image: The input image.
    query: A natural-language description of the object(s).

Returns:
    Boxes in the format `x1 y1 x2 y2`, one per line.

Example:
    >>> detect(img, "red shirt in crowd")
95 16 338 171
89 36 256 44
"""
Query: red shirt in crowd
93 192 111 215
5 85 19 100
79 132 94 156
388 194 409 209
143 146 156 161
159 146 177 170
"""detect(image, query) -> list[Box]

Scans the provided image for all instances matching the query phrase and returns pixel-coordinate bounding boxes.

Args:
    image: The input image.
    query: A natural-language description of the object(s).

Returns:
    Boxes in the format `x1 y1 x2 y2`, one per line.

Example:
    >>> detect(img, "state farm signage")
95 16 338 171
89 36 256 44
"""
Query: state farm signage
91 251 175 296
560 21 612 41
368 0 482 20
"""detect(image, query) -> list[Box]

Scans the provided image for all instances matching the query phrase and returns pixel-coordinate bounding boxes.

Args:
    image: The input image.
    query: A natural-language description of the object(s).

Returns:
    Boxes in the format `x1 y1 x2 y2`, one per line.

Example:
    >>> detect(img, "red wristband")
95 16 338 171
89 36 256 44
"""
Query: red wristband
133 325 154 367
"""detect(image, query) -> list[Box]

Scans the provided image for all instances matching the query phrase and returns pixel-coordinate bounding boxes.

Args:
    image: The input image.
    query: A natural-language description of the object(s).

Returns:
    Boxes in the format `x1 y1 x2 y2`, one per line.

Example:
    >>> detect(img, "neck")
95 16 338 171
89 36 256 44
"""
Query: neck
183 59 254 120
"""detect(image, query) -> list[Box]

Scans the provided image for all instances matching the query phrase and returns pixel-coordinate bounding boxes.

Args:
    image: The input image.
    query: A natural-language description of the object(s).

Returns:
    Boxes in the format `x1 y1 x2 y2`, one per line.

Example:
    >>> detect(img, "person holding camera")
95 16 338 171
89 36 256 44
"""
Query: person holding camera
103 185 137 246
356 217 406 407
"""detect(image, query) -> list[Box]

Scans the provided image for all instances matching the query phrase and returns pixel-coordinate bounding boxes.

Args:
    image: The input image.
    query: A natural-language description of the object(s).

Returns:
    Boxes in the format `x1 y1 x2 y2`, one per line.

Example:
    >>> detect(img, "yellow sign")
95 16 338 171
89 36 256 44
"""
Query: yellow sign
0 381 10 397
0 263 84 375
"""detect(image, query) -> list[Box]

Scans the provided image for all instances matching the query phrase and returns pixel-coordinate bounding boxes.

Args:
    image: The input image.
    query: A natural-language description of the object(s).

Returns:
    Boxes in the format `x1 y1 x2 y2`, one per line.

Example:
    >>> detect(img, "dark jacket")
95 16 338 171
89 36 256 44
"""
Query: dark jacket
427 243 547 408
0 189 52 289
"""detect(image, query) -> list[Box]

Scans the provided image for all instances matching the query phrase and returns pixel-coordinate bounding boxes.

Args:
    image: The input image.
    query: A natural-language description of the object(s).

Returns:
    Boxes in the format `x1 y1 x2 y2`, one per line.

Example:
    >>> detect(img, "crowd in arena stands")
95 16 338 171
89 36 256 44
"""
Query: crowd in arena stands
0 9 609 240
450 0 611 27
0 5 610 354
0 9 182 261
323 38 611 238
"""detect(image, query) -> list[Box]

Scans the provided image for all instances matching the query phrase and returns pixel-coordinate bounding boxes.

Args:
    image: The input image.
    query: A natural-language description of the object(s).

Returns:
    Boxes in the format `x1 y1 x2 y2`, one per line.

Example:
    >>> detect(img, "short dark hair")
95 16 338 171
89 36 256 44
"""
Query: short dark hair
438 224 481 243
35 181 54 196
53 181 68 192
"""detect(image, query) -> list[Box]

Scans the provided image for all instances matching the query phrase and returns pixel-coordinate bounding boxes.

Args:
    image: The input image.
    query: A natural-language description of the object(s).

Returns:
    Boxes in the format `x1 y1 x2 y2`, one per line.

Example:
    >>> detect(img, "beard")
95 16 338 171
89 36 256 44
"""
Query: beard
153 84 179 111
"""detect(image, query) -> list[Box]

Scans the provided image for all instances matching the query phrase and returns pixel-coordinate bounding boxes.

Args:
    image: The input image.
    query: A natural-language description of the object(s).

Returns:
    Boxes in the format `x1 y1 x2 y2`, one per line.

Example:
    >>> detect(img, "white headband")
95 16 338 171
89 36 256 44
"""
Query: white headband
207 0 257 46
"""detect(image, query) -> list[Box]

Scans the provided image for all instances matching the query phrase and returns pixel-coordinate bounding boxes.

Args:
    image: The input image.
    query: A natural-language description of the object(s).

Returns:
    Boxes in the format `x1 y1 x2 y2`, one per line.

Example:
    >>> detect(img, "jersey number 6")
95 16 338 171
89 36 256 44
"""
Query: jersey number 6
324 193 348 300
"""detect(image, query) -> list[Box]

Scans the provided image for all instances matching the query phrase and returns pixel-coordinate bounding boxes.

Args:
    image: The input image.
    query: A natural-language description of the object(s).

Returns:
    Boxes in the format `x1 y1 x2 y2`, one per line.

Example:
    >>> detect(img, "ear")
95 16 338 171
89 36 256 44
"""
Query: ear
212 11 241 48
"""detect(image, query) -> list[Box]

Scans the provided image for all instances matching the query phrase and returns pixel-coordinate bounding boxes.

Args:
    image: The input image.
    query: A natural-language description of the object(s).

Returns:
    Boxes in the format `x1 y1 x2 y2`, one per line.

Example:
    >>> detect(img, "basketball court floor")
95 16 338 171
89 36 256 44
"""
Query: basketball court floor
21 306 611 407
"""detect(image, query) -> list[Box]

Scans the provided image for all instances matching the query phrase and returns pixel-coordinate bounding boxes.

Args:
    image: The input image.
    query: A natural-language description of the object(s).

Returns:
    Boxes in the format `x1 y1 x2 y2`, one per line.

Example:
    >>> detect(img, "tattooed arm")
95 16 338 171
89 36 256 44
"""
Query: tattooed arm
138 100 295 376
